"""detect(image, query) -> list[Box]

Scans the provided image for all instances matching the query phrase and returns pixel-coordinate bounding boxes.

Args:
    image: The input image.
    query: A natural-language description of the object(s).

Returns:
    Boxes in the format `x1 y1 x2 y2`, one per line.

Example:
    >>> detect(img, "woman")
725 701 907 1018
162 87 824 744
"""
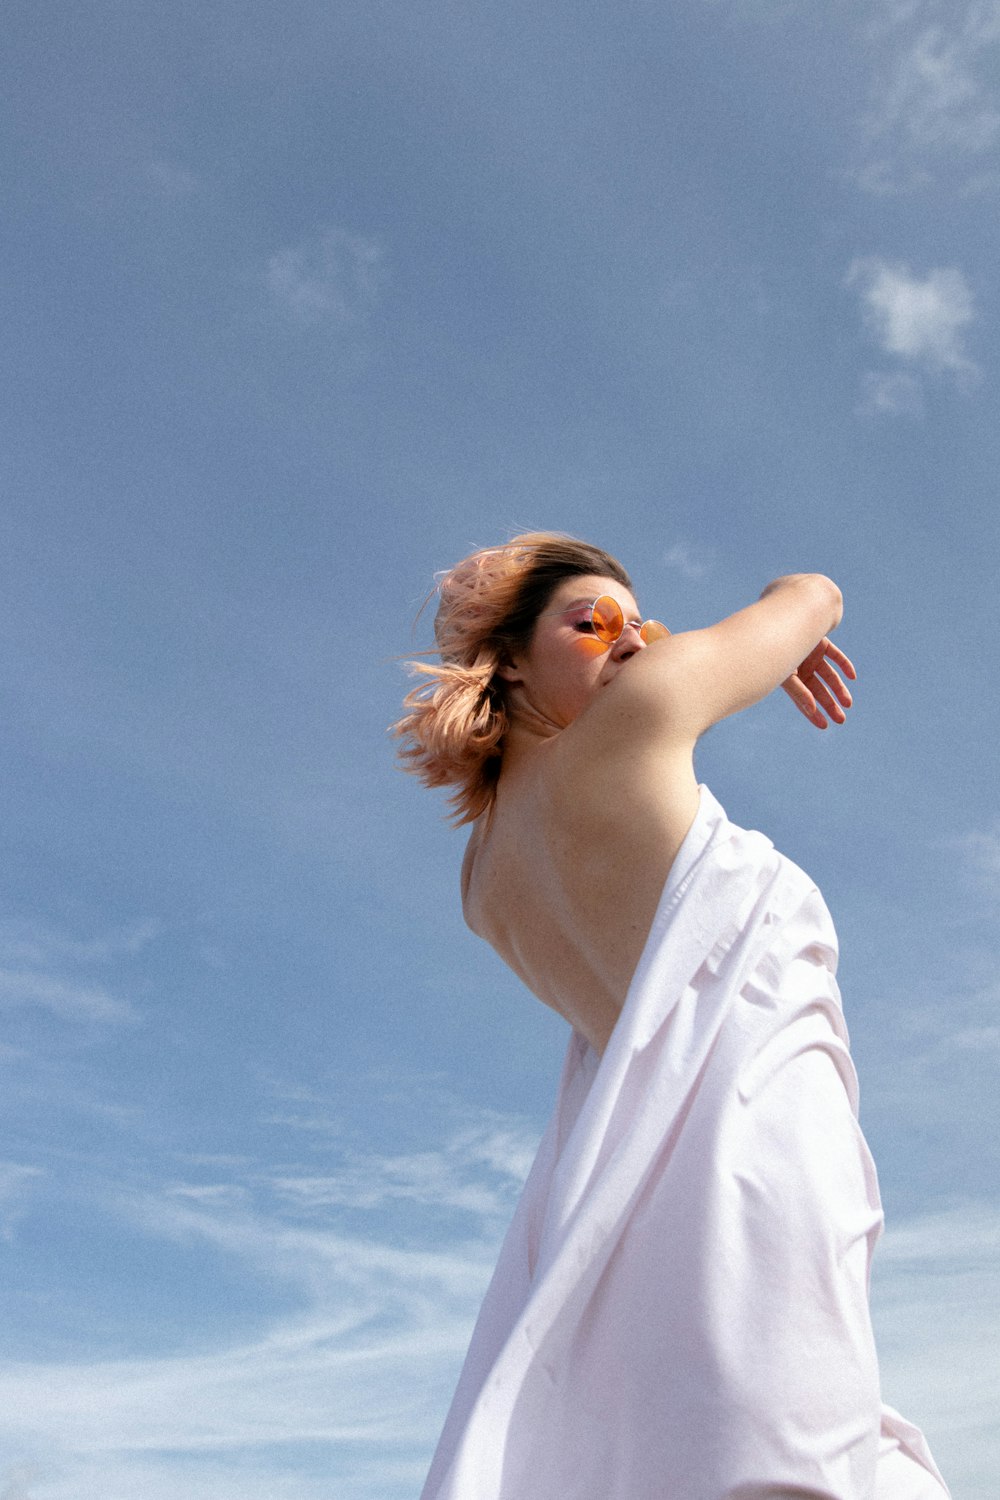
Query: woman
396 533 949 1500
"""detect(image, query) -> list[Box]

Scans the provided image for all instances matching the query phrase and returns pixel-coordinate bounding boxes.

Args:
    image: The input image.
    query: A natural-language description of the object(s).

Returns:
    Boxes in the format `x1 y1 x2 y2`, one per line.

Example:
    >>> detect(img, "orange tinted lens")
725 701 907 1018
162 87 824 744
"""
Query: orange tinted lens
640 620 670 643
591 595 624 643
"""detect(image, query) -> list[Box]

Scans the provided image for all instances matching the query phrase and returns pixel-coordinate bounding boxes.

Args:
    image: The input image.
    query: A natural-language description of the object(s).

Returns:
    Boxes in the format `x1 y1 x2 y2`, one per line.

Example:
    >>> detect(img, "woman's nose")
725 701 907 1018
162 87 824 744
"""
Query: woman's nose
612 623 647 659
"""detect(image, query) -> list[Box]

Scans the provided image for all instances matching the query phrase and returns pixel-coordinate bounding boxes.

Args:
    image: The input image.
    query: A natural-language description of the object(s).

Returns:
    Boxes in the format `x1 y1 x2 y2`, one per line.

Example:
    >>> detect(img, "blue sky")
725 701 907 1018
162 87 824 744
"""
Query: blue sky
1 0 997 1495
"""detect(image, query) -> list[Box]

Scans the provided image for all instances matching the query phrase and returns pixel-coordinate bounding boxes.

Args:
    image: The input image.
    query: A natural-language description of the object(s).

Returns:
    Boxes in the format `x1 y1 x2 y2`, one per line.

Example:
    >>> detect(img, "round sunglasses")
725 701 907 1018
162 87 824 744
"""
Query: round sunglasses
552 595 671 645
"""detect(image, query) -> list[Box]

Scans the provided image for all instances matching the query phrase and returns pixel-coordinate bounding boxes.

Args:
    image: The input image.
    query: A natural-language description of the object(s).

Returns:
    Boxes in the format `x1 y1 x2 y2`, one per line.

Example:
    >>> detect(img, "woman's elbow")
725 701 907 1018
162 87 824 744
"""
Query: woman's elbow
809 574 844 633
761 573 844 634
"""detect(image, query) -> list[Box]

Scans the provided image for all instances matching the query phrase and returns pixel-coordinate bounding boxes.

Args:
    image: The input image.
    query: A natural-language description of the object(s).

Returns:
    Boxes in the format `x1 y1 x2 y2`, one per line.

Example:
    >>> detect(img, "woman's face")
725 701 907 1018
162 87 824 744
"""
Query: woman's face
499 573 650 730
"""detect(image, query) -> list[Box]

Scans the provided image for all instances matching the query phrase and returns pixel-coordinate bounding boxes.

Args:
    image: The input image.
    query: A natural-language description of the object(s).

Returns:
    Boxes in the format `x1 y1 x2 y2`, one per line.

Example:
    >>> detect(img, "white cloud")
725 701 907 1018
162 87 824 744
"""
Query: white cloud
143 159 200 198
1 1454 382 1500
957 822 1000 878
663 541 713 579
0 917 155 1023
855 369 925 417
938 822 1000 917
0 1466 42 1500
0 1145 505 1498
0 1163 44 1241
877 16 1000 152
860 1 1000 191
267 1116 535 1222
946 1023 1000 1051
848 259 978 373
0 1085 537 1496
872 1200 1000 1496
1 1166 994 1499
877 1199 1000 1263
0 1076 994 1499
266 228 385 328
0 917 161 969
262 1079 344 1137
0 970 134 1023
847 258 980 412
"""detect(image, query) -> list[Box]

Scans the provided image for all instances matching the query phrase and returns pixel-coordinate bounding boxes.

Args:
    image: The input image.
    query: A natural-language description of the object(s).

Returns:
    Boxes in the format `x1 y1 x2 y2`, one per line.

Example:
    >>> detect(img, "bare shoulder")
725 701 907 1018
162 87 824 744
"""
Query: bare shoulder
538 723 702 881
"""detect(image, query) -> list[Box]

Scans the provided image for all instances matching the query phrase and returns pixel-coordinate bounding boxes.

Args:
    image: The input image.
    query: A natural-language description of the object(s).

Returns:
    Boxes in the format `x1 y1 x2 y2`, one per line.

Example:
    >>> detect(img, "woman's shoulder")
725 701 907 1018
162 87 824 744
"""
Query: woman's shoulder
542 707 700 829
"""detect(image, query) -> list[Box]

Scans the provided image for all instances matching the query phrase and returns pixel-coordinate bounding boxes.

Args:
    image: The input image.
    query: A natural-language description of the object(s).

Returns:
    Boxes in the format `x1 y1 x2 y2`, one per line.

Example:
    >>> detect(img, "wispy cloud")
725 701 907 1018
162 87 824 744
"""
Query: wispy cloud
143 159 200 199
859 0 1000 192
956 822 1000 882
266 228 385 328
878 1198 1000 1263
0 918 155 1024
0 1455 378 1500
267 1116 536 1223
663 541 713 580
0 1163 44 1241
855 370 925 417
262 1079 349 1140
0 1465 42 1500
0 970 134 1023
0 917 161 969
1 1139 992 1498
940 1021 1000 1053
847 258 979 412
932 822 1000 931
847 258 978 373
0 1104 522 1498
0 1058 993 1499
872 1200 1000 1494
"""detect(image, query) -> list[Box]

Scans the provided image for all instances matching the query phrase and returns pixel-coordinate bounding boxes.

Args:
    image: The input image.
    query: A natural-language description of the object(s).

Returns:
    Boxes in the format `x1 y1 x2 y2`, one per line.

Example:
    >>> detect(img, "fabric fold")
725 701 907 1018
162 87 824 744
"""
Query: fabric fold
421 787 949 1500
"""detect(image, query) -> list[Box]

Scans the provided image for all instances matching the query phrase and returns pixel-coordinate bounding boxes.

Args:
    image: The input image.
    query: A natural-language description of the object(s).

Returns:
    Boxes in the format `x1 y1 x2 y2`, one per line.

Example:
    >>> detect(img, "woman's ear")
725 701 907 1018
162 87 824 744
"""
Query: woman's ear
496 660 522 684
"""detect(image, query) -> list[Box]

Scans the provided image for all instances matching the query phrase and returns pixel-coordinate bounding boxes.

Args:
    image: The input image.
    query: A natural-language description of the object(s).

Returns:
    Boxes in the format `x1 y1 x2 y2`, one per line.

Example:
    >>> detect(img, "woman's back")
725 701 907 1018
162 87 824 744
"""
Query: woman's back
461 727 701 1054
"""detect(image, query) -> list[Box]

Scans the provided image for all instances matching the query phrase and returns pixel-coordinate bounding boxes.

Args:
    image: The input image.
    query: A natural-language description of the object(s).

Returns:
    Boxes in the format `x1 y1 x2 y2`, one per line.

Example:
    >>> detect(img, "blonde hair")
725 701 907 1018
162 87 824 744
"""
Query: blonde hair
394 532 632 824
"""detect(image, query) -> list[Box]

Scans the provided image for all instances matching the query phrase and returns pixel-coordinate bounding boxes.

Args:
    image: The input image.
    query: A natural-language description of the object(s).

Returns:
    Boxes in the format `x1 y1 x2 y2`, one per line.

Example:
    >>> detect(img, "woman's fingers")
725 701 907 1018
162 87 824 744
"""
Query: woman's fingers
810 675 847 724
783 637 857 728
783 675 826 727
822 639 857 680
813 657 853 707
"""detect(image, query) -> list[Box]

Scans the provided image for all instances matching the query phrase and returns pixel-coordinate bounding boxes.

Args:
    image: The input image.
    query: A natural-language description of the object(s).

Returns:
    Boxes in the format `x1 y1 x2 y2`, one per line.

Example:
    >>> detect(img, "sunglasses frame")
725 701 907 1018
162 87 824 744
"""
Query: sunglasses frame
551 594 670 646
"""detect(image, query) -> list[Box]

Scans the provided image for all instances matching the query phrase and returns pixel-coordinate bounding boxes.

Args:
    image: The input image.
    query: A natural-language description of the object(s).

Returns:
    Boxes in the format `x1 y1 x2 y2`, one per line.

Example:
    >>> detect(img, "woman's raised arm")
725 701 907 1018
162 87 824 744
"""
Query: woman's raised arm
603 573 854 746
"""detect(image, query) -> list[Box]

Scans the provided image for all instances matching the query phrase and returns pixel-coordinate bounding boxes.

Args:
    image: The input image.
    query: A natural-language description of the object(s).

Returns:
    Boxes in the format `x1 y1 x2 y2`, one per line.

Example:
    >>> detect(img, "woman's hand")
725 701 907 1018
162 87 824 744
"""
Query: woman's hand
781 638 856 729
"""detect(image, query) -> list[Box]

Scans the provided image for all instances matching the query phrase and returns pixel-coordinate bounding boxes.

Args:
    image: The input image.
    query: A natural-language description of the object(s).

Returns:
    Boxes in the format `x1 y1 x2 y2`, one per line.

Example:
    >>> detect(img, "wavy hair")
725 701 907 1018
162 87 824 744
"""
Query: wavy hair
393 532 632 824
